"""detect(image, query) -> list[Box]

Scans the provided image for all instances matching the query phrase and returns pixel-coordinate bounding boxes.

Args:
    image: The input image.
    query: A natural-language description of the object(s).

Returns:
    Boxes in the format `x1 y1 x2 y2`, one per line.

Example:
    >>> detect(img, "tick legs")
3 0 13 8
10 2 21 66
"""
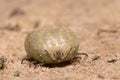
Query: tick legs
21 56 43 69
45 50 55 61
73 52 88 64
64 47 73 60
21 57 29 64
75 52 88 60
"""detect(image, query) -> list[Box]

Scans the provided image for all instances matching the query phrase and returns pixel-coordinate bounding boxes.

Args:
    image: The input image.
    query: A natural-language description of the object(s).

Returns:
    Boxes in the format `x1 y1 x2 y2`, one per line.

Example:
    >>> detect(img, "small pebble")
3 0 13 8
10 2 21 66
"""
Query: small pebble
14 71 20 77
0 56 6 69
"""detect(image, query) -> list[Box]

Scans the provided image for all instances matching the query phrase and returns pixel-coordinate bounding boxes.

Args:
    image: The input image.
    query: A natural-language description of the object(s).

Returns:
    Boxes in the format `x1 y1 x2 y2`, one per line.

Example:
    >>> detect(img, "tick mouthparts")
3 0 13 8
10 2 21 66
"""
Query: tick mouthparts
56 51 61 56
53 51 63 61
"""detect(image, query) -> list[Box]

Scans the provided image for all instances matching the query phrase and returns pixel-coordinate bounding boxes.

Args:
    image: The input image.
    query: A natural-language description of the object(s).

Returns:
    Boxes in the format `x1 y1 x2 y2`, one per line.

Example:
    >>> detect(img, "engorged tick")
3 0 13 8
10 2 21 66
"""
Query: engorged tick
22 27 87 67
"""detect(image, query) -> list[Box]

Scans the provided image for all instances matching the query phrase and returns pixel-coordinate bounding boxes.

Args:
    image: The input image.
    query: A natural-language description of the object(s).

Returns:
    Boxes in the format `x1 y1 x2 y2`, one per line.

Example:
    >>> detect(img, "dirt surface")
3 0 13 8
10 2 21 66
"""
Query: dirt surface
0 0 120 80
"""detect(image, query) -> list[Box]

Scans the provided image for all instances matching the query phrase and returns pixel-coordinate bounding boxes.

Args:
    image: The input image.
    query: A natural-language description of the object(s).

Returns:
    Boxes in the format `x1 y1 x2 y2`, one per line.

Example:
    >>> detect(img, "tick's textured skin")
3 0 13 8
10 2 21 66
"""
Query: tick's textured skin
25 28 79 64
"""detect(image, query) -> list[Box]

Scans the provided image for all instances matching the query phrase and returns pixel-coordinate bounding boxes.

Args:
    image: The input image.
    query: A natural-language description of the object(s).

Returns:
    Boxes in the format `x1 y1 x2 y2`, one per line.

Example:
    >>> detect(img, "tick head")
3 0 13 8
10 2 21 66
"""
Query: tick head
53 50 64 62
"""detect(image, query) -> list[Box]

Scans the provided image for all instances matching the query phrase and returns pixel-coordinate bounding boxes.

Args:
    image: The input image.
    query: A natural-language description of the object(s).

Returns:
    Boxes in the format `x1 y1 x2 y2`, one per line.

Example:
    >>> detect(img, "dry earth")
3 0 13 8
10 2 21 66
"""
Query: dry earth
0 0 120 80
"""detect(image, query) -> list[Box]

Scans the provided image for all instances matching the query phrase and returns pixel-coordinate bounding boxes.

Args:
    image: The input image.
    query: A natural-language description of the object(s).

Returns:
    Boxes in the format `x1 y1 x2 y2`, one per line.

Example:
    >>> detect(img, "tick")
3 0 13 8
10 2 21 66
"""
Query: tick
22 27 87 67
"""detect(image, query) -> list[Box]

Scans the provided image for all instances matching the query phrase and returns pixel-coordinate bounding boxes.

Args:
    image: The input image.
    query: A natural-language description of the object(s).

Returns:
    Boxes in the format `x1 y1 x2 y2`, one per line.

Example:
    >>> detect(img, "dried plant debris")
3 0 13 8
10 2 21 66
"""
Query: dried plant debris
92 55 100 61
14 71 20 77
9 8 25 18
107 59 118 63
0 56 7 69
97 29 117 35
1 24 21 31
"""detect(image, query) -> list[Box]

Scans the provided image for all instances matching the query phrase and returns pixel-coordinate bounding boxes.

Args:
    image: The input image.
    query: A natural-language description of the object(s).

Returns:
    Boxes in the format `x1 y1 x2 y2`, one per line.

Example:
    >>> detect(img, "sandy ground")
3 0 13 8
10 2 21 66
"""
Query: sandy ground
0 0 120 80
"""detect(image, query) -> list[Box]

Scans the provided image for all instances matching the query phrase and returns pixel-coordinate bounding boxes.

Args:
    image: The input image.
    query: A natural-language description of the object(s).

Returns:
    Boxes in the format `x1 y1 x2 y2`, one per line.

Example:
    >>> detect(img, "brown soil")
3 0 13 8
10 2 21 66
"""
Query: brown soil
0 0 120 80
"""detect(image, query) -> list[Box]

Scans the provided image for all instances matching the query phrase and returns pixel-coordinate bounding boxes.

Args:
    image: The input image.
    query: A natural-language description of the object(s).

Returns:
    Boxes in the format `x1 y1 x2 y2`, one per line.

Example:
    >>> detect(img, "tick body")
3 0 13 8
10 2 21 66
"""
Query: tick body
24 27 79 64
